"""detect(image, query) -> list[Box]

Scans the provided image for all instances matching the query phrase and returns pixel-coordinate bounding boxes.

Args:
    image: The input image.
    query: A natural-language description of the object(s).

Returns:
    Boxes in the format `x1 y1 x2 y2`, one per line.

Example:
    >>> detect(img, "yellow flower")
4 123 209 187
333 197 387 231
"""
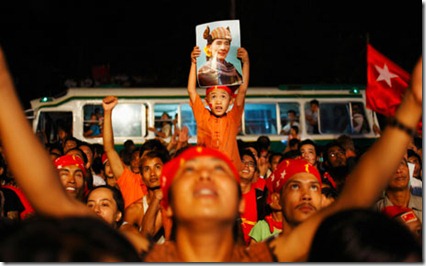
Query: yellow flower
203 46 211 58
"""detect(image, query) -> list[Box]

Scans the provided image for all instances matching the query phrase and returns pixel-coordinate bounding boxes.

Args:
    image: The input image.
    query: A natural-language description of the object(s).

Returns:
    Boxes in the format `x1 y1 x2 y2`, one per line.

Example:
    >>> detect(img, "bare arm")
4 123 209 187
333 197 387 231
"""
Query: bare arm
140 189 163 238
0 47 92 217
187 46 201 104
102 96 126 178
122 202 144 230
234 47 250 107
273 56 423 262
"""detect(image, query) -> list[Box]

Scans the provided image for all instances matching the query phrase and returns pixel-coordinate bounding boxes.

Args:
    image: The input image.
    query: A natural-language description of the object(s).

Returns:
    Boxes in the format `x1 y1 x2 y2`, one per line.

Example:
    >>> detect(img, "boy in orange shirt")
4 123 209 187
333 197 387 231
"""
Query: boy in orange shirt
188 45 249 170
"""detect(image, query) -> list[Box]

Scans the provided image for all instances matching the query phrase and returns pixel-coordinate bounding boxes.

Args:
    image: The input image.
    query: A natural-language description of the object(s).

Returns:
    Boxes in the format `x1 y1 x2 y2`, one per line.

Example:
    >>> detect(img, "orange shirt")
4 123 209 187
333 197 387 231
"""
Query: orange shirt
191 94 243 170
117 168 148 209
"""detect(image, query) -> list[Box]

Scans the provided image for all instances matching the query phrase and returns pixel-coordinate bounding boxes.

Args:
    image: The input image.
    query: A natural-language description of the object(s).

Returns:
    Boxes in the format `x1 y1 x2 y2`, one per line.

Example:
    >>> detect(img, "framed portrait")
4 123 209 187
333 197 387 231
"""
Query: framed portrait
195 20 242 88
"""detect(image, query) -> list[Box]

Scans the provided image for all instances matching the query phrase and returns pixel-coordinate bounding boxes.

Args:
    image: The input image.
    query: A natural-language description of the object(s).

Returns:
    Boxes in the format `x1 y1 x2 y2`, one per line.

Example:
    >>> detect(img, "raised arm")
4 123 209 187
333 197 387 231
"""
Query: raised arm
339 56 422 208
187 46 201 104
0 47 92 217
273 56 423 262
234 47 250 107
140 189 163 238
102 96 126 178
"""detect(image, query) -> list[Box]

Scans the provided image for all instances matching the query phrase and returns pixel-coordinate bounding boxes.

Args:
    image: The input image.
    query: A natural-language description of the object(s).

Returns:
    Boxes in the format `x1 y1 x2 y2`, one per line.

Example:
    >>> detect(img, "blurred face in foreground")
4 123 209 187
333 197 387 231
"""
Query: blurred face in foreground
168 156 243 224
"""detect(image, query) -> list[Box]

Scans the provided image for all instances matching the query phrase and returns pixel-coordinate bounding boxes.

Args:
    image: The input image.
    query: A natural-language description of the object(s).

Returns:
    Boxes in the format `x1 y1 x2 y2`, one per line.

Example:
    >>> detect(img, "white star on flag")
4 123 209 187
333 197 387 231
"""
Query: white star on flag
374 63 399 87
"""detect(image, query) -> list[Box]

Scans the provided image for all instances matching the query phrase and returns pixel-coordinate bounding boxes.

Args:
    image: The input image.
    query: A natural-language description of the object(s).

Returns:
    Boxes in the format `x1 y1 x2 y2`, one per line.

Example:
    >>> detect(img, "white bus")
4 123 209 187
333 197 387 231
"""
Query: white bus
27 85 379 152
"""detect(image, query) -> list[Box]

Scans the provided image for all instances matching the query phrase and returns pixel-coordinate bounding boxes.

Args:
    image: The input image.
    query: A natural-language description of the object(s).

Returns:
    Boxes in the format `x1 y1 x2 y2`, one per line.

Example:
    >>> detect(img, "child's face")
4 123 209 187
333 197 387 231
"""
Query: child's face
206 88 233 117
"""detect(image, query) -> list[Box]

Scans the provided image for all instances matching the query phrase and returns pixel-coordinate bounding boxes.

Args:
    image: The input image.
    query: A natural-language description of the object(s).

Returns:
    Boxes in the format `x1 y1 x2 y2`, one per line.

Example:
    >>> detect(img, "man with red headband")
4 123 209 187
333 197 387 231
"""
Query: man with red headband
187 43 249 170
267 158 322 237
54 154 87 201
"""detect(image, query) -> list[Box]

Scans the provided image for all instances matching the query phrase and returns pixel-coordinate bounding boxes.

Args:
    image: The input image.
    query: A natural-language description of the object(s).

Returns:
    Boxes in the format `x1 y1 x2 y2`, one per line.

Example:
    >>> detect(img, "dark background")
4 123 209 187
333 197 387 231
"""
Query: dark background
0 0 422 110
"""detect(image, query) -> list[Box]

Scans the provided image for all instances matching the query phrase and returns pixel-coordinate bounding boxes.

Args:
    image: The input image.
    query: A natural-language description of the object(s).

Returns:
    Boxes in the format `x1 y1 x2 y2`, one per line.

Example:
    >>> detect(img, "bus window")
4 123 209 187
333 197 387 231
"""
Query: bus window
319 103 351 134
36 111 73 145
244 103 277 135
351 102 370 134
181 104 196 137
111 104 144 137
83 104 103 138
152 104 178 138
278 103 301 135
305 100 320 134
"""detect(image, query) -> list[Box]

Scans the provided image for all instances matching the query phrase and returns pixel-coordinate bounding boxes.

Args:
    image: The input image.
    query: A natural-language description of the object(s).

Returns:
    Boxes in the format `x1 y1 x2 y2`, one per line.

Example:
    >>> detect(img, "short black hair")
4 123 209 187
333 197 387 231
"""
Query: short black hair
308 208 422 262
287 109 296 115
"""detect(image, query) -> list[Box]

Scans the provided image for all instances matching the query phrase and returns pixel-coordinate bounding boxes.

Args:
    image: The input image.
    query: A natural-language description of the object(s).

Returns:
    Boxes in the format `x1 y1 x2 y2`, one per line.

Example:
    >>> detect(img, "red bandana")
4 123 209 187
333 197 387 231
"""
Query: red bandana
54 155 86 176
160 146 239 209
267 158 321 195
264 214 283 233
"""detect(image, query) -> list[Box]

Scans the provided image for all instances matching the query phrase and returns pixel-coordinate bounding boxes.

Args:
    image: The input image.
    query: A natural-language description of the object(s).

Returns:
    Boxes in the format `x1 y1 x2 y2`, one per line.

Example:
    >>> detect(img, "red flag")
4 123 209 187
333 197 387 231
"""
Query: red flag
366 44 411 117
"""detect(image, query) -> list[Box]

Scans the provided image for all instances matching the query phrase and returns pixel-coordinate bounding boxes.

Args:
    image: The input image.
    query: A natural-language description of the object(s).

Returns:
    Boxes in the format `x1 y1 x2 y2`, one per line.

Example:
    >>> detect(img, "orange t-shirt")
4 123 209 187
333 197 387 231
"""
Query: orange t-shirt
191 94 244 170
117 168 148 209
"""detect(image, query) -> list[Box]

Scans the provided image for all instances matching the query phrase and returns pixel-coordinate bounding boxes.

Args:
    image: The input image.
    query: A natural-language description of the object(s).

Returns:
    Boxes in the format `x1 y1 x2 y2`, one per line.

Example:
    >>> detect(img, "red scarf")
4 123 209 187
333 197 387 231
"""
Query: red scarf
264 214 282 233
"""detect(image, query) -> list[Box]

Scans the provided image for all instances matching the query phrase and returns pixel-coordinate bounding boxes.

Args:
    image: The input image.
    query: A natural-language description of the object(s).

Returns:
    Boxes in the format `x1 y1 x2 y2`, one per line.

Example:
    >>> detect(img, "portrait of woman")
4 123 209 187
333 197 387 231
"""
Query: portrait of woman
196 20 243 88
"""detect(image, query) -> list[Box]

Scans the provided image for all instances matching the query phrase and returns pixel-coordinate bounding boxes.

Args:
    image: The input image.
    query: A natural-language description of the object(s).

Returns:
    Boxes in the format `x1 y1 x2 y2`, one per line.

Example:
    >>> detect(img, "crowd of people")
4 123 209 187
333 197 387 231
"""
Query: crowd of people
0 25 423 262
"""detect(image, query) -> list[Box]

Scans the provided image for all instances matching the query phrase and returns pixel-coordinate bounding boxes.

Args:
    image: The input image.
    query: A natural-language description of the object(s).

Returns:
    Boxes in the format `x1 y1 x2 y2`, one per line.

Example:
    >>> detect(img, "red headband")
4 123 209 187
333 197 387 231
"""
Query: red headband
160 146 239 209
205 85 234 97
54 155 87 176
267 158 321 195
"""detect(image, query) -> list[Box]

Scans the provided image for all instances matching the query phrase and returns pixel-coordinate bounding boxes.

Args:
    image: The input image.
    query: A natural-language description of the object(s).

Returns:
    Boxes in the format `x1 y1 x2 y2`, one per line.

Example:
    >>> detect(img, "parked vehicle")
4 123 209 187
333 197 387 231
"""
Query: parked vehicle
26 85 379 152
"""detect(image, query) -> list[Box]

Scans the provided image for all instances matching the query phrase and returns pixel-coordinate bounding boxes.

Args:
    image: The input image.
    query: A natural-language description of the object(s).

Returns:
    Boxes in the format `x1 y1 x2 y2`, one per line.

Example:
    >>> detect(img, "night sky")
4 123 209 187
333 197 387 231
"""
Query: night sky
0 0 422 109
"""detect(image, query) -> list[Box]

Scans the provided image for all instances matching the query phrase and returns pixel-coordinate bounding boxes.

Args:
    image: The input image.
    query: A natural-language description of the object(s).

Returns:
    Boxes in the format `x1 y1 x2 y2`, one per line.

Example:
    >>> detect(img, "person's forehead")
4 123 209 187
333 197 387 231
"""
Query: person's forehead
59 164 82 172
174 156 235 181
328 146 344 152
212 38 230 43
141 156 163 166
90 187 113 198
186 155 225 164
66 151 84 159
288 172 319 182
301 144 315 151
209 88 229 95
242 154 255 162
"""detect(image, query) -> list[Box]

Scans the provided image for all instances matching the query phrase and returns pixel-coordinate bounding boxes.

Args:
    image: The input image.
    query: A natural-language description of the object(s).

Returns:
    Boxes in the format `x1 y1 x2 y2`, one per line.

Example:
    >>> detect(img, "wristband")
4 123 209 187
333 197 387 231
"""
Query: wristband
388 117 416 137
